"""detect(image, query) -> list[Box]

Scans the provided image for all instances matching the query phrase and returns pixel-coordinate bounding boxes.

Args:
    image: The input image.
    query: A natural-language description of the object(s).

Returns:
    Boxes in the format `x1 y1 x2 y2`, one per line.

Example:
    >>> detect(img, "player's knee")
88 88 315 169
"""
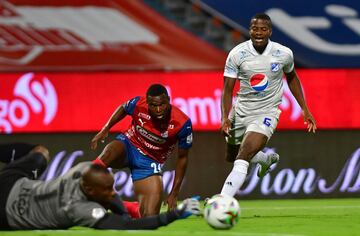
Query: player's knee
139 194 162 216
31 145 50 163
100 141 126 167
27 145 50 178
141 205 160 217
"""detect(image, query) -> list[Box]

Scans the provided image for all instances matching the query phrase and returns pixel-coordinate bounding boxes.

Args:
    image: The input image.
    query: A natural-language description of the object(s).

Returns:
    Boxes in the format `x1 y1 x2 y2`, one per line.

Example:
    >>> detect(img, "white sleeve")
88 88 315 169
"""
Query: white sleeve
283 49 295 73
223 50 239 78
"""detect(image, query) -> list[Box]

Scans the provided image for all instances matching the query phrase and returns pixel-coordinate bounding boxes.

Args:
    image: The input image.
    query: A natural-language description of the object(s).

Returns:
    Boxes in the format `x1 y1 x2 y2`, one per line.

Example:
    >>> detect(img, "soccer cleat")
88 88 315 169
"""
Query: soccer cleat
257 153 279 178
177 197 201 218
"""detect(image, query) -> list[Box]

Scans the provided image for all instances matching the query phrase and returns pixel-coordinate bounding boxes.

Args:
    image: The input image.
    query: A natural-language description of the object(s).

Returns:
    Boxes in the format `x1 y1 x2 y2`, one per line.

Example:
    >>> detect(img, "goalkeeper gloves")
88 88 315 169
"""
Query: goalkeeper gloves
176 196 201 219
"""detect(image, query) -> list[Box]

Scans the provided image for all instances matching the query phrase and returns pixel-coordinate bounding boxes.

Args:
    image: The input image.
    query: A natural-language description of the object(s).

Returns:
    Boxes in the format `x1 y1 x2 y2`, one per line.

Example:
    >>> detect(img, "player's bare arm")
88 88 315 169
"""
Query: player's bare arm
165 148 189 211
221 76 237 136
285 69 317 133
91 104 127 150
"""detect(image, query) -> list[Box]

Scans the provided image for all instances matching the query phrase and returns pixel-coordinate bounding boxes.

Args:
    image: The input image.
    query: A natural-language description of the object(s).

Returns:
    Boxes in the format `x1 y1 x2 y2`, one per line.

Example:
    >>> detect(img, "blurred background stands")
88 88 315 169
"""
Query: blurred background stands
144 0 247 52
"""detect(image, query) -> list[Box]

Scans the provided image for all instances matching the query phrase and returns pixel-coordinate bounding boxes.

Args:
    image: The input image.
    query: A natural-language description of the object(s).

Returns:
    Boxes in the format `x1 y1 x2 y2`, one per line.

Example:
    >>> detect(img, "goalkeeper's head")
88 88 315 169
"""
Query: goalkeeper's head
80 164 115 204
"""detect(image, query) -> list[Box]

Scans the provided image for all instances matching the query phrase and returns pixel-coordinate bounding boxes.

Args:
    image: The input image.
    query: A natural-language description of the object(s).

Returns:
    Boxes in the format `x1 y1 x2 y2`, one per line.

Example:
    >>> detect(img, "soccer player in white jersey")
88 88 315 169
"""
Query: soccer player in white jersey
220 13 317 197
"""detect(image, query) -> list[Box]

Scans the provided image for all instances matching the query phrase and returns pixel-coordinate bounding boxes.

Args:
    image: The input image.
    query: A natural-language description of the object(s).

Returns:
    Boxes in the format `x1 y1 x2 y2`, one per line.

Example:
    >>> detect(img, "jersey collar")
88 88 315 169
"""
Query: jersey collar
247 39 273 56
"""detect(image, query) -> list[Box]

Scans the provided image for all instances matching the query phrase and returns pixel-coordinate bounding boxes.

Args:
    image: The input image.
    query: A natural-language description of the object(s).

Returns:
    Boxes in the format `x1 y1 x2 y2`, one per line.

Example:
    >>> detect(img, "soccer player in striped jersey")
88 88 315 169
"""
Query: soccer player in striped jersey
91 84 193 217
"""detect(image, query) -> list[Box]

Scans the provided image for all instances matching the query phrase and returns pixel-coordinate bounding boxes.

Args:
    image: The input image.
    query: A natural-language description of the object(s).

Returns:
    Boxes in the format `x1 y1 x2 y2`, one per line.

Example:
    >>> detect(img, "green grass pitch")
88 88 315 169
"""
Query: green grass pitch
2 198 359 236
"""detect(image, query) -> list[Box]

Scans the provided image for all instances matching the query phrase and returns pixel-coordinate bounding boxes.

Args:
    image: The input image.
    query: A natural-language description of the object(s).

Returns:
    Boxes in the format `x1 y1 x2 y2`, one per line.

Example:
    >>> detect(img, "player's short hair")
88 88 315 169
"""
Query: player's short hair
251 13 272 28
82 164 111 180
146 84 168 97
81 164 112 186
89 163 110 174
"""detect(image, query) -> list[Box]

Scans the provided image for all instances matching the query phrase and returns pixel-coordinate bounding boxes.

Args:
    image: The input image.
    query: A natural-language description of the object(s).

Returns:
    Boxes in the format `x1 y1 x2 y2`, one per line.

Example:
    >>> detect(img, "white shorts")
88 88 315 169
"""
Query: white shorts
226 110 280 145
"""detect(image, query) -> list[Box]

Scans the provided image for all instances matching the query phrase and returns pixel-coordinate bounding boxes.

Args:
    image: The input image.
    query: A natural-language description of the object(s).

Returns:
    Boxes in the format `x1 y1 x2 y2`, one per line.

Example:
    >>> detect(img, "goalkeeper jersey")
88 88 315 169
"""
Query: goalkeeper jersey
6 162 106 229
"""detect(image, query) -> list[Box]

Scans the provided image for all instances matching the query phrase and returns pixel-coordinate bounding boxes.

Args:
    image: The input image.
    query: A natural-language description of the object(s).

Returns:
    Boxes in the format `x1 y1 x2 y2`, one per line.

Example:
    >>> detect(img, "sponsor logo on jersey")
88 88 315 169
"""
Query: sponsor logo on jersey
14 187 31 215
272 50 281 57
271 63 280 72
250 74 269 91
138 118 146 126
138 112 151 120
135 125 166 144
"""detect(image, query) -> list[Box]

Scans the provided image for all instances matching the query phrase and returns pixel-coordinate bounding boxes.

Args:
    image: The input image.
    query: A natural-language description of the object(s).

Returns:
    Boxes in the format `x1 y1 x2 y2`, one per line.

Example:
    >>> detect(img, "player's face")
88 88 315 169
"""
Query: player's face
90 174 115 203
147 94 170 120
249 18 272 52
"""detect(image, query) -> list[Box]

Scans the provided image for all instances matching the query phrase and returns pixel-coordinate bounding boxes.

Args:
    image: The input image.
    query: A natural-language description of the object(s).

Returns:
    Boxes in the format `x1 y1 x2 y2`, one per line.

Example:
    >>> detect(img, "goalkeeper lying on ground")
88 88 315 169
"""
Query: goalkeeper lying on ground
0 143 200 230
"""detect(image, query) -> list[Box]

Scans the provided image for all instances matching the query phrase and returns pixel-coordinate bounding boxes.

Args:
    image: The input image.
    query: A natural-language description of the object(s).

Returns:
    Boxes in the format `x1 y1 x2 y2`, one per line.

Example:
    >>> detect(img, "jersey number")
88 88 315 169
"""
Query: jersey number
263 117 272 127
151 163 162 173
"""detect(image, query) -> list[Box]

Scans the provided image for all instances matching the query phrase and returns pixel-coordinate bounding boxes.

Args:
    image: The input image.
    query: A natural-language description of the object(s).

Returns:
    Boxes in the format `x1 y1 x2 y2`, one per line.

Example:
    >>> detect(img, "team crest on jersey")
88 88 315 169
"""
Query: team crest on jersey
161 131 168 138
271 63 280 72
250 74 269 91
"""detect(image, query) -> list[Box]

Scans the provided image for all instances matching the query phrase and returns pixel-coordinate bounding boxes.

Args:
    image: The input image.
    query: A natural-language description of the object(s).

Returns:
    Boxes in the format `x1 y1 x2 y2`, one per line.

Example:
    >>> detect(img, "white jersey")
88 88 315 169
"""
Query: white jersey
224 40 294 116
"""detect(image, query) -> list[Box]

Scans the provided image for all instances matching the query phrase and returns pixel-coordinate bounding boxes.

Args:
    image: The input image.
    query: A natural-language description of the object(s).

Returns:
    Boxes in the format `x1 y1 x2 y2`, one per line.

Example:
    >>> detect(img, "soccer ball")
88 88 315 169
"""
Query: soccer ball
204 194 240 229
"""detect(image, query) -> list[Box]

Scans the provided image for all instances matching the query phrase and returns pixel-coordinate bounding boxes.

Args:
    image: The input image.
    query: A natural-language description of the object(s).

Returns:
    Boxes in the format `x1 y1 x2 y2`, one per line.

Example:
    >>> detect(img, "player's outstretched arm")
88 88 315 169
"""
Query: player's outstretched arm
91 104 127 150
165 148 189 211
285 69 317 133
105 195 130 216
93 197 200 230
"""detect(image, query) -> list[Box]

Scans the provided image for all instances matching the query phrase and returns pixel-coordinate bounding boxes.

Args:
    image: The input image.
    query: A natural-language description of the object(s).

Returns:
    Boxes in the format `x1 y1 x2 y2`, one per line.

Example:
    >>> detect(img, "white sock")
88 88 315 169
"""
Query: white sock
251 151 268 164
220 159 249 197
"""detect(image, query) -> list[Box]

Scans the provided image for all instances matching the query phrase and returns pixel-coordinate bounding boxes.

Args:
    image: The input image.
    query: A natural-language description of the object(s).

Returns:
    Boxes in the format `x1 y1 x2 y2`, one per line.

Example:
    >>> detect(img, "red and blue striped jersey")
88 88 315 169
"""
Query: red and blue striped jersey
123 96 192 163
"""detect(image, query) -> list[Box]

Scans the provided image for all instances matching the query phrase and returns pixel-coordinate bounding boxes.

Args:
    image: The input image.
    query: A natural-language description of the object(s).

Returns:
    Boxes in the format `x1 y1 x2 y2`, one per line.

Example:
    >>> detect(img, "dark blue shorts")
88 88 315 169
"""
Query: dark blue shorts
115 134 163 181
